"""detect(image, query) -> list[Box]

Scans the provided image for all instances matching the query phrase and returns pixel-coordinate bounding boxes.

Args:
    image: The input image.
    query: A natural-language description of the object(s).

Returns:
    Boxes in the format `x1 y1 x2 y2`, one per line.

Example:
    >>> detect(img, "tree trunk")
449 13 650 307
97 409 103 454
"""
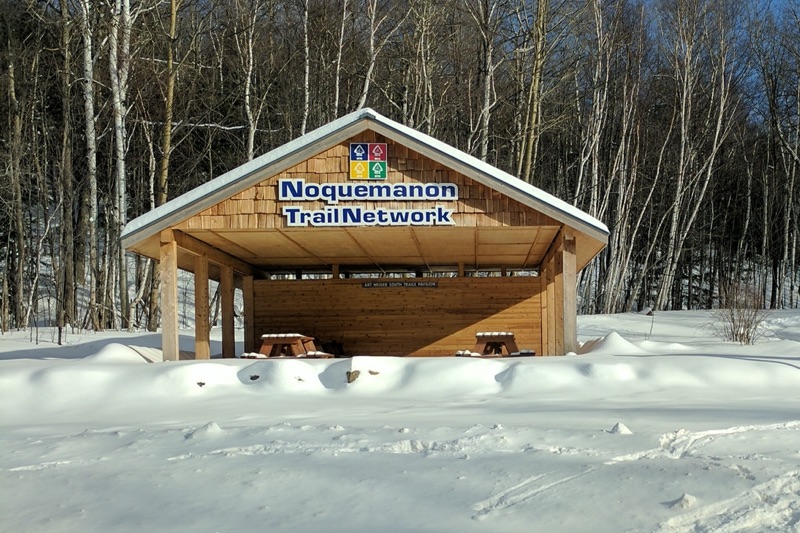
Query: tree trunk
333 0 349 117
235 0 259 161
8 58 25 328
356 0 408 110
573 0 610 219
158 0 179 206
110 0 132 328
59 0 76 333
301 0 310 134
78 0 100 330
142 124 160 331
519 0 548 184
1 256 8 332
150 0 180 333
356 0 379 110
478 1 496 162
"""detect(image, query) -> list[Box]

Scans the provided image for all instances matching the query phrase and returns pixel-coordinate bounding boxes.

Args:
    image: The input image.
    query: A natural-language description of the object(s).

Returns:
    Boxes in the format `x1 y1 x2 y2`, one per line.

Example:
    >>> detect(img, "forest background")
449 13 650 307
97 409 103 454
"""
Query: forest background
1 0 799 334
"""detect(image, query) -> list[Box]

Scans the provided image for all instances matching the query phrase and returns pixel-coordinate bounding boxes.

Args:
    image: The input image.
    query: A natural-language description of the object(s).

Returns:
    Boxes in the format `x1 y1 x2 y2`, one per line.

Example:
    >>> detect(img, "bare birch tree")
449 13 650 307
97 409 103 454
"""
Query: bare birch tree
109 0 134 328
333 0 349 117
464 0 506 161
518 0 549 184
572 0 610 218
300 0 310 134
77 0 100 329
355 0 409 110
56 0 77 337
653 0 738 310
6 41 25 328
157 0 179 207
234 0 267 161
753 4 800 307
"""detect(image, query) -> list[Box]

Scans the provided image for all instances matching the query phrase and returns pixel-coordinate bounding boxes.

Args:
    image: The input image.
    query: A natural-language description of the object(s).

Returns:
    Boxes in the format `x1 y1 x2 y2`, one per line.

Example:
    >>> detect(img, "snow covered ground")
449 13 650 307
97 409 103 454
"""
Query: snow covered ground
2 310 800 532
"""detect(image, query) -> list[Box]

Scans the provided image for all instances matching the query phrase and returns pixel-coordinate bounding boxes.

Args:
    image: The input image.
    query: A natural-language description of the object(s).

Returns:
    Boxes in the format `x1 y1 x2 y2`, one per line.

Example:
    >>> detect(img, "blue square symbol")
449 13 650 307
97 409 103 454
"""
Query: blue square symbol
350 143 369 161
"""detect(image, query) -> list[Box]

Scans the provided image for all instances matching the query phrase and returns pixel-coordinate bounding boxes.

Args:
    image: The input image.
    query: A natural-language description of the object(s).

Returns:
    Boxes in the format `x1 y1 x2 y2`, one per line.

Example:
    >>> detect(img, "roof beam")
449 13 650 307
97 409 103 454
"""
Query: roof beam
172 230 264 277
522 227 544 269
274 228 332 267
197 230 264 264
343 228 385 273
409 228 432 273
540 226 574 269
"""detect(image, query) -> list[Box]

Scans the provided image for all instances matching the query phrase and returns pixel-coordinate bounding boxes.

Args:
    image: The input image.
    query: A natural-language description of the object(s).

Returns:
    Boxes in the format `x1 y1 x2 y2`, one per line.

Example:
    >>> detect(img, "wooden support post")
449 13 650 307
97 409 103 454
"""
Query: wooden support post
332 264 340 279
539 228 577 356
243 275 255 354
540 266 549 355
561 230 577 354
194 254 210 360
546 259 556 355
159 230 179 362
172 230 260 278
458 262 465 278
221 264 235 358
554 238 565 356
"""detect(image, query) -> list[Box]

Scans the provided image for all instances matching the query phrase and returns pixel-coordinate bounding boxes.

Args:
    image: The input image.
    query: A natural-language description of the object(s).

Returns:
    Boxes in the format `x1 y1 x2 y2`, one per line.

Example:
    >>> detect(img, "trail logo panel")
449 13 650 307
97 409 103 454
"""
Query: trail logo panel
350 143 387 180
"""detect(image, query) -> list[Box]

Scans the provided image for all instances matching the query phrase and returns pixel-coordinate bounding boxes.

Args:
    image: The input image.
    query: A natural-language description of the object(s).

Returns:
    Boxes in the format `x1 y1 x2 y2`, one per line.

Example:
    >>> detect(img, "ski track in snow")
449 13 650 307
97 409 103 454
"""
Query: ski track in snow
607 420 800 464
648 470 800 533
471 469 597 521
165 427 599 461
610 421 800 533
10 460 78 471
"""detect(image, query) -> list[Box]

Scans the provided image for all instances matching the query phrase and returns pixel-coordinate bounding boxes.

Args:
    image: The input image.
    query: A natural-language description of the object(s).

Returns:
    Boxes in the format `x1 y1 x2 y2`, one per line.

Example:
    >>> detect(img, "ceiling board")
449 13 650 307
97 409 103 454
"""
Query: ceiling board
476 255 538 267
190 230 263 262
346 227 421 257
414 228 475 248
476 243 533 256
476 227 542 245
227 232 309 258
279 231 366 258
535 228 560 243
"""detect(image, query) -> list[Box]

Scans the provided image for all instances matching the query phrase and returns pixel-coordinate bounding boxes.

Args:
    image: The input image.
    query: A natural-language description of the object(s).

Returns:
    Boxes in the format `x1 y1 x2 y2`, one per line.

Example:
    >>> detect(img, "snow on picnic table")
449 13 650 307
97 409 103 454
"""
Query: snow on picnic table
2 310 800 532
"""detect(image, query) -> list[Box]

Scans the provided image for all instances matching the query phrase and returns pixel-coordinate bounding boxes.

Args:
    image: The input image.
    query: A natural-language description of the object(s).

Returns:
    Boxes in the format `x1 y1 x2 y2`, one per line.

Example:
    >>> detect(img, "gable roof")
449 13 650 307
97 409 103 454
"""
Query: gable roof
121 108 608 251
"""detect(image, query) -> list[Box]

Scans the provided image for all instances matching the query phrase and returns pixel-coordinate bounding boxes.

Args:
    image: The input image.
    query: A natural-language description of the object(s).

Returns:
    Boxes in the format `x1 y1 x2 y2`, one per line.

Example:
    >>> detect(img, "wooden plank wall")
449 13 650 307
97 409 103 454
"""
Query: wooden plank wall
179 131 561 232
253 276 543 356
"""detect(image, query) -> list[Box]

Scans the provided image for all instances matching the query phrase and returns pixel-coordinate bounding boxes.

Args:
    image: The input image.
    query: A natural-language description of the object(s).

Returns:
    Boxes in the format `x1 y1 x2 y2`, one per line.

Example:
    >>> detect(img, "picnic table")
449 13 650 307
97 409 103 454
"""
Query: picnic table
256 333 332 358
472 331 519 356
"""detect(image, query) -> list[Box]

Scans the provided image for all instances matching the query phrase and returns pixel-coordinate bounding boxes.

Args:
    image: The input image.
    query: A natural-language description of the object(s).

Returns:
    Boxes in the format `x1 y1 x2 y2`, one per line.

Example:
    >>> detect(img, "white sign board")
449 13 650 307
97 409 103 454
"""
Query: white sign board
278 179 459 228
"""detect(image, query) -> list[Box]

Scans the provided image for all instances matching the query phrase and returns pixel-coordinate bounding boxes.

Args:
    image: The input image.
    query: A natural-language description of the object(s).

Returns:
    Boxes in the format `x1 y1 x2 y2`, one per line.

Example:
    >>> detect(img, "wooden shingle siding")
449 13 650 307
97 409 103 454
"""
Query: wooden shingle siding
252 276 542 357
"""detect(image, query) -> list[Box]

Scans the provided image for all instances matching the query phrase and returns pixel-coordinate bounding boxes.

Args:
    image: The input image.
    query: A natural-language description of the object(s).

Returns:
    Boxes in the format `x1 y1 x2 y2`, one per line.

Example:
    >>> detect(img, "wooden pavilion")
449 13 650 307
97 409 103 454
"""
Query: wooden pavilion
121 109 608 360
